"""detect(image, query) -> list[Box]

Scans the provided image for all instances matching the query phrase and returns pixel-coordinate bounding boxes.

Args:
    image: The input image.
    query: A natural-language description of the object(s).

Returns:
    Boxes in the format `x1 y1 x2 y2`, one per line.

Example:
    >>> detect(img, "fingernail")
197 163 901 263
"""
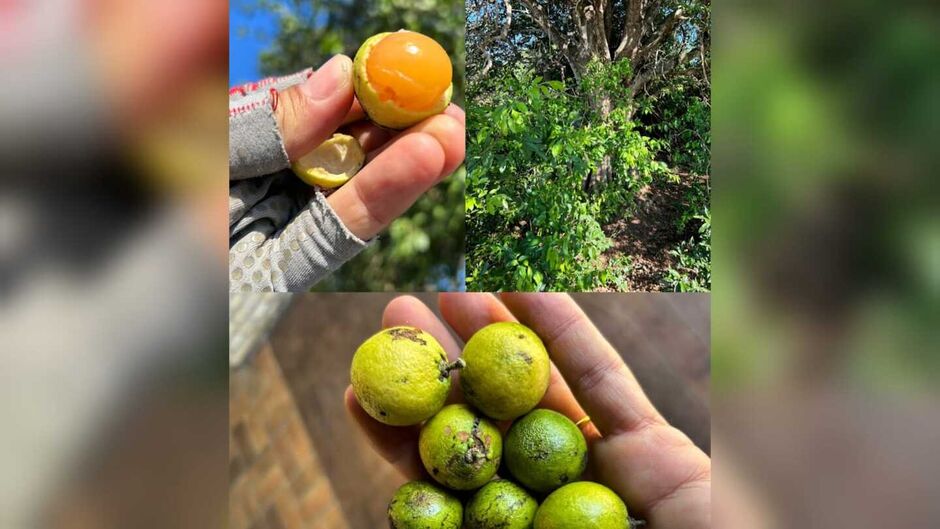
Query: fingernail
301 55 351 101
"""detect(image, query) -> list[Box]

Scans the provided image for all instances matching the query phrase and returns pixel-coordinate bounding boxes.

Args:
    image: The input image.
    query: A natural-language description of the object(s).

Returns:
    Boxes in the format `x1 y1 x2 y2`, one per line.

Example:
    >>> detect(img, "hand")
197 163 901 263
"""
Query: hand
274 55 465 241
345 293 711 529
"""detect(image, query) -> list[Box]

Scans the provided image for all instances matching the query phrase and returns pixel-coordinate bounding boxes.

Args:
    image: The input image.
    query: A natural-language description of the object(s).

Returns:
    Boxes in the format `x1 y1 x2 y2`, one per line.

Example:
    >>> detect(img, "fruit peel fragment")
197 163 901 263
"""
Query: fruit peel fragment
291 133 365 189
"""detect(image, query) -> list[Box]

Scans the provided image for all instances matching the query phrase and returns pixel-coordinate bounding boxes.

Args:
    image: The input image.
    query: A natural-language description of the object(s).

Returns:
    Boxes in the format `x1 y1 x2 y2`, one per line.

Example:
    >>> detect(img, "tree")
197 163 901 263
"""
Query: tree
469 0 709 188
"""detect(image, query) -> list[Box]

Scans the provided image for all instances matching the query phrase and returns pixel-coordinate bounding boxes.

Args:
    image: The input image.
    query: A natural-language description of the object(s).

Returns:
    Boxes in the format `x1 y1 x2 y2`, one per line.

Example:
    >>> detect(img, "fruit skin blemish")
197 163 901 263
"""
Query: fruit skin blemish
388 481 462 529
418 404 502 490
350 326 462 426
353 30 453 129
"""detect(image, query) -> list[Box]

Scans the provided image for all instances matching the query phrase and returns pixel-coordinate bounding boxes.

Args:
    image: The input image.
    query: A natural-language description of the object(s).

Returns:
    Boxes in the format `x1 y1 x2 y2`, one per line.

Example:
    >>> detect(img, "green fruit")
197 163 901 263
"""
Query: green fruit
351 326 463 426
388 481 462 529
534 482 629 529
504 409 587 493
464 479 538 529
460 322 551 420
418 404 502 490
353 30 453 129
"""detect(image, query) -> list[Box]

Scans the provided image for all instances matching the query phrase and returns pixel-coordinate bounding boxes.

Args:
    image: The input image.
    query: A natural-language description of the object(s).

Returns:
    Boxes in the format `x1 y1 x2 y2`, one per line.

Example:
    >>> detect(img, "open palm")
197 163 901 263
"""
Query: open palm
345 293 710 528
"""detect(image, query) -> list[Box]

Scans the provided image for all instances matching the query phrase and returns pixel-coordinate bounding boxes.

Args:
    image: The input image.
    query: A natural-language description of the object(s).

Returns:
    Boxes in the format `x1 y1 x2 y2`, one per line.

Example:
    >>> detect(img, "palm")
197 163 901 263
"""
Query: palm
345 293 710 528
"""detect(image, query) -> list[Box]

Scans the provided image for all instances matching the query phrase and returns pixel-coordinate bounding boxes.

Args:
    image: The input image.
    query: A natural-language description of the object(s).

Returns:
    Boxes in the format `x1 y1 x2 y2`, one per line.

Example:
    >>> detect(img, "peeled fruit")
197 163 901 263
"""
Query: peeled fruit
534 482 630 529
504 409 587 494
464 479 538 529
291 133 365 188
350 326 463 426
353 30 453 129
388 481 462 529
460 322 551 420
418 404 502 490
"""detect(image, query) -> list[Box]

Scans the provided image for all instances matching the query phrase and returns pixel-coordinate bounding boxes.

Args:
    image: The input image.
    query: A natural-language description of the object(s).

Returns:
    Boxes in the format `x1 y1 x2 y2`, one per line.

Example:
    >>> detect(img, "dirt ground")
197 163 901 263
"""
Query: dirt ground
600 177 696 291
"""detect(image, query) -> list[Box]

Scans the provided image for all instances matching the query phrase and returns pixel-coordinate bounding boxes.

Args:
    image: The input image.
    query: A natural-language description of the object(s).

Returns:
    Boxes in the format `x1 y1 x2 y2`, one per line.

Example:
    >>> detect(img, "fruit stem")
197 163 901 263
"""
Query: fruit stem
444 358 465 376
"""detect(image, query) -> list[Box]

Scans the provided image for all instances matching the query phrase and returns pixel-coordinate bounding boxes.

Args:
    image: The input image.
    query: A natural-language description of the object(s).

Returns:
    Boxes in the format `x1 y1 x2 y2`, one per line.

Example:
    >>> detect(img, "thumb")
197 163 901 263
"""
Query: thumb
276 54 355 161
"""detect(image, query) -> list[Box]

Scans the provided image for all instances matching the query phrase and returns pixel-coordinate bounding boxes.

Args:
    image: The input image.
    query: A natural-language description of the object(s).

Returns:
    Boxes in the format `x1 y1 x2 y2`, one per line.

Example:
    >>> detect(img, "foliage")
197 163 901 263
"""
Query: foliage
663 208 710 292
235 0 466 290
466 67 663 291
467 1 710 291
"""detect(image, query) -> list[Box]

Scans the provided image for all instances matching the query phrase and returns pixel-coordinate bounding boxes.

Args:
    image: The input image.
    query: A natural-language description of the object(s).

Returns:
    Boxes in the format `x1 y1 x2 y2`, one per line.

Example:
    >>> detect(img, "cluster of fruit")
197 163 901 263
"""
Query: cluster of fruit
351 322 632 529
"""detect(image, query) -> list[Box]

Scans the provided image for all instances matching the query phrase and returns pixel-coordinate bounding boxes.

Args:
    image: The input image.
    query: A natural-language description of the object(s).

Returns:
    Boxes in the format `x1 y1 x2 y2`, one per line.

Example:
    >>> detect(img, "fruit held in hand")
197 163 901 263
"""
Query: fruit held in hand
353 30 453 129
505 409 587 493
464 479 538 529
418 404 502 490
291 133 365 188
350 326 463 426
460 322 551 420
388 481 462 529
534 482 630 529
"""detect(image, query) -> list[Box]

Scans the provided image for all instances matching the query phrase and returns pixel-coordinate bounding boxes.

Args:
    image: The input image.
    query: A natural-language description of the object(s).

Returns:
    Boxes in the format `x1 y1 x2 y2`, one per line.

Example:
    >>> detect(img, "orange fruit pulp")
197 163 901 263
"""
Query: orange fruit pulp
365 31 452 111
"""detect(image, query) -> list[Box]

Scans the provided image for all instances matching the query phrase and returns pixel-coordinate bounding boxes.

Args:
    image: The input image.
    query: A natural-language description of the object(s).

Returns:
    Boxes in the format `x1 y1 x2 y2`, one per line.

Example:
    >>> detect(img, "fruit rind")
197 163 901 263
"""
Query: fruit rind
418 404 502 490
505 409 588 493
291 133 365 188
534 481 630 529
464 479 538 529
353 31 453 130
350 326 453 426
460 322 551 420
388 481 462 529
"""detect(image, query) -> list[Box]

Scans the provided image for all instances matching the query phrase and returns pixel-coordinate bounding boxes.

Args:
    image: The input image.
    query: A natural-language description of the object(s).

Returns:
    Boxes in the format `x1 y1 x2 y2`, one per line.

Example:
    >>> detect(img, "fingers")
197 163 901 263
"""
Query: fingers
343 98 366 125
500 294 711 528
344 387 424 480
437 293 598 440
366 105 466 173
343 121 393 154
499 293 664 437
327 109 464 240
275 55 356 160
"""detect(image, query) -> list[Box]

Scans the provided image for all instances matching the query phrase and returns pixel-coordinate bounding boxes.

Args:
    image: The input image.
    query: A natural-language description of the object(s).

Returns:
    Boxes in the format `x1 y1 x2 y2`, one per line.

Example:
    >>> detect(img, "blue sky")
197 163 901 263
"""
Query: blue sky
229 6 279 86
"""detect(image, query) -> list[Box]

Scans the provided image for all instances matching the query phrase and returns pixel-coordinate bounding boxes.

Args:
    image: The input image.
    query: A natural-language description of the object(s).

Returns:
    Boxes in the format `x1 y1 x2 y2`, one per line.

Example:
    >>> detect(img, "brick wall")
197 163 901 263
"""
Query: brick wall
230 346 350 529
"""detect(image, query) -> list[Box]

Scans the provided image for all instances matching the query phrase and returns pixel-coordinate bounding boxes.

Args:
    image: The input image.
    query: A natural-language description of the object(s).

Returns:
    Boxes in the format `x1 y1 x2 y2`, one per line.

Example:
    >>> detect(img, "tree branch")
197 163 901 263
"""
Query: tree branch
519 0 581 76
479 0 512 76
614 0 646 60
633 8 685 65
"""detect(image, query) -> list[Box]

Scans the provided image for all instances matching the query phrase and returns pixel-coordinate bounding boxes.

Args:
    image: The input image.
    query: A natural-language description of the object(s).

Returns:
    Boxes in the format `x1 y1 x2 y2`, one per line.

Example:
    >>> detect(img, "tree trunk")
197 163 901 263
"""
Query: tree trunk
583 91 614 192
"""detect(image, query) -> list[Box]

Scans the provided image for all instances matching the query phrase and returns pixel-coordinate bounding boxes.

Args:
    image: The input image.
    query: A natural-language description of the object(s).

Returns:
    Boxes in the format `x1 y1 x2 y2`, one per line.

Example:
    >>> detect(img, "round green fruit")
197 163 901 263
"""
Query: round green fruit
350 326 463 426
353 30 453 130
388 481 462 529
460 322 551 421
464 479 538 529
504 409 587 494
418 404 502 490
534 482 630 529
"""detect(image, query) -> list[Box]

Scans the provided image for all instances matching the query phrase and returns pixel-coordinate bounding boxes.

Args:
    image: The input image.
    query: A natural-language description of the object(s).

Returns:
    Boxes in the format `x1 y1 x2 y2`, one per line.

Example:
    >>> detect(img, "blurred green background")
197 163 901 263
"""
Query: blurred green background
232 0 466 291
712 1 940 527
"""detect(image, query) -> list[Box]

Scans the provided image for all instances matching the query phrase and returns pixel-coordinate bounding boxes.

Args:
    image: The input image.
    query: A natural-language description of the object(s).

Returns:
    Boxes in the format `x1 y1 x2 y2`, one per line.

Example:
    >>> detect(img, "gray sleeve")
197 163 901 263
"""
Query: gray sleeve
229 68 313 101
229 190 370 292
229 68 313 180
229 90 290 180
229 68 370 291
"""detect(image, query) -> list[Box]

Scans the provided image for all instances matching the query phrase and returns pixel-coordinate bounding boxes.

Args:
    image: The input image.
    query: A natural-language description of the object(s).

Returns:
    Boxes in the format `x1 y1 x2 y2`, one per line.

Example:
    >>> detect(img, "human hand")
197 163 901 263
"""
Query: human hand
345 293 711 529
228 55 464 292
271 55 465 241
